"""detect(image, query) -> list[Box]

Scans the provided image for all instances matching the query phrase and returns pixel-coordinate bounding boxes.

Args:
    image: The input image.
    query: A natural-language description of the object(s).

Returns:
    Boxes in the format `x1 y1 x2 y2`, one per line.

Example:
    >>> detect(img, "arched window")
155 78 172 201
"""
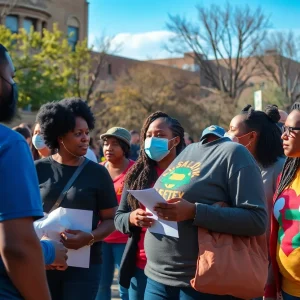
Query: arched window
67 17 80 51
5 15 18 34
24 18 36 33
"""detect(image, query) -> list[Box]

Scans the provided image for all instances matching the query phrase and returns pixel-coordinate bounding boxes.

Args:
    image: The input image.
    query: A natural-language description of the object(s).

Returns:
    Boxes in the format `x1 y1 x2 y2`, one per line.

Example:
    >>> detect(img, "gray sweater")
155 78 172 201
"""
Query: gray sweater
144 138 268 287
260 157 285 220
259 156 285 239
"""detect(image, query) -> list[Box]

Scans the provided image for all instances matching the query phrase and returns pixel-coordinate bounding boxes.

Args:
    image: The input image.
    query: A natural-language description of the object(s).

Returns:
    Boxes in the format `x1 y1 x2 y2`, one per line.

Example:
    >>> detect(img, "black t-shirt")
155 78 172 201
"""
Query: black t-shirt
35 157 118 264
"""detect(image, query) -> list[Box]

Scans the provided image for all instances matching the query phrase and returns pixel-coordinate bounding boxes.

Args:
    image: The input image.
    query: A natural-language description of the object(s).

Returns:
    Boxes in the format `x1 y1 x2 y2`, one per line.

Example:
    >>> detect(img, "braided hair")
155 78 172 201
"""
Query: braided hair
125 111 185 210
276 102 300 198
239 104 283 168
276 158 300 197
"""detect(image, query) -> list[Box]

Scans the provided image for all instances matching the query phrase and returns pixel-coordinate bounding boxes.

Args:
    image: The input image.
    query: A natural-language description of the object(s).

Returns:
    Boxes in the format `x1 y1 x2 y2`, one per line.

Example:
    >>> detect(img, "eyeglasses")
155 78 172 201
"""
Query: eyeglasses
281 126 300 136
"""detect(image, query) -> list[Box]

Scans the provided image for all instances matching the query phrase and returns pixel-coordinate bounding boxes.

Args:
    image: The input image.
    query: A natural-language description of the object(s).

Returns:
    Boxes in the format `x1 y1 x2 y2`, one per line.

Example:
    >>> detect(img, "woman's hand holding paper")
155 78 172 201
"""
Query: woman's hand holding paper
129 208 154 228
154 198 196 222
60 229 93 250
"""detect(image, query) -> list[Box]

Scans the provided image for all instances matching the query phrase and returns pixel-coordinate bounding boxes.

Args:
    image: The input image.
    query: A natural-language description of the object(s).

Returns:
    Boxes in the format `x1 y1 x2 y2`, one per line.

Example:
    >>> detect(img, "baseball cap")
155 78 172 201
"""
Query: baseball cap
200 125 225 141
100 127 131 146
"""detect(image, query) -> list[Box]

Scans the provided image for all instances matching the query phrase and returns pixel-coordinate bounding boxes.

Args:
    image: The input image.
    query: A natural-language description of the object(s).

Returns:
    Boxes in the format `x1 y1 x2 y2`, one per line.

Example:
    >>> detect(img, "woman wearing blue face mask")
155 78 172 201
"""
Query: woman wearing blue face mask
114 111 186 300
31 123 51 160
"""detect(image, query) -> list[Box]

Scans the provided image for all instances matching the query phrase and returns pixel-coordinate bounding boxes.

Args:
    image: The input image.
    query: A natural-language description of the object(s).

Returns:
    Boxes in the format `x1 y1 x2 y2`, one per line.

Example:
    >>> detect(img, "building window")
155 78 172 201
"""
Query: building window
24 18 36 33
67 16 80 51
182 64 200 72
5 15 18 33
42 21 47 30
108 64 112 75
68 26 79 51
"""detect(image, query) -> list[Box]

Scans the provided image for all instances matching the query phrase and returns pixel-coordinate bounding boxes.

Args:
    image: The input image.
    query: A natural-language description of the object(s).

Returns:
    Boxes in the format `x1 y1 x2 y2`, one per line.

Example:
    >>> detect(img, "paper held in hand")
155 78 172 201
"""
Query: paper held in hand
128 188 179 238
34 207 93 268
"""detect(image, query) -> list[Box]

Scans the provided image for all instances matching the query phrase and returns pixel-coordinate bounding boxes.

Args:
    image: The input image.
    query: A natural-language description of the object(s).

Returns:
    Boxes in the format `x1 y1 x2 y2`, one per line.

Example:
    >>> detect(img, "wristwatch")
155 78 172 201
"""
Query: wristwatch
87 232 95 246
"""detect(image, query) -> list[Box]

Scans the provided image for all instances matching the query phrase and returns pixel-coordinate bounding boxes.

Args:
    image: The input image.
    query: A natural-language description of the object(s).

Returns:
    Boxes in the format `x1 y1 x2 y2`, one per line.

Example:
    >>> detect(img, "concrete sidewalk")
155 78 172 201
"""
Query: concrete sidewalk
111 271 121 300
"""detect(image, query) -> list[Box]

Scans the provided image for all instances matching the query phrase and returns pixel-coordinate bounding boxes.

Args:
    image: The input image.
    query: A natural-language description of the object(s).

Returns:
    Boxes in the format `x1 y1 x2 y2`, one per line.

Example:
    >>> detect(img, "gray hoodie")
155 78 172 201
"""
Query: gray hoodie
144 138 267 287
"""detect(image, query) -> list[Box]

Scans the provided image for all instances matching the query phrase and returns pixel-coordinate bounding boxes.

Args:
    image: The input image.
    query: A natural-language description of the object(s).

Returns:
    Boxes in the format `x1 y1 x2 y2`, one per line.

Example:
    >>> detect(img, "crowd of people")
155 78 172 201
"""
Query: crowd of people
1 41 300 300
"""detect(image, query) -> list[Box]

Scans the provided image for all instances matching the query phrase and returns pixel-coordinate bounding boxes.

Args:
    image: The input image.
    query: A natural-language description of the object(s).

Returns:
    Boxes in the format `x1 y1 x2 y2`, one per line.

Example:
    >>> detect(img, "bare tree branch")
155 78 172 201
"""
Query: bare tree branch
259 30 300 108
166 3 270 101
1 0 19 17
86 34 122 102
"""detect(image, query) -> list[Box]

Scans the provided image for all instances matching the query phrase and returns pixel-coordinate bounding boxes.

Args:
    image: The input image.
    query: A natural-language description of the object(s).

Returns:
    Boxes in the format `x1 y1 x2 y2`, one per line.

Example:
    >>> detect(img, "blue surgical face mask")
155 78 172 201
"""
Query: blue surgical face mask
144 137 176 162
32 134 46 150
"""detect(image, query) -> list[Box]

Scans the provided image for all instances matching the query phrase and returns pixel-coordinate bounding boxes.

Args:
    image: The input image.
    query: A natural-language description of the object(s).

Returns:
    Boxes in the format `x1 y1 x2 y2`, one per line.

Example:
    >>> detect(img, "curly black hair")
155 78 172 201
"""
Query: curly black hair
125 111 185 210
36 98 95 150
239 104 283 168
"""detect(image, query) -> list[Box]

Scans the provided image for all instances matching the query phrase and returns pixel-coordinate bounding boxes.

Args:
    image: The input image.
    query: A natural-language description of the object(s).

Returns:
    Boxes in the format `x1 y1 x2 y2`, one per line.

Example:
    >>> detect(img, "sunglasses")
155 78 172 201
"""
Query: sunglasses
281 126 300 136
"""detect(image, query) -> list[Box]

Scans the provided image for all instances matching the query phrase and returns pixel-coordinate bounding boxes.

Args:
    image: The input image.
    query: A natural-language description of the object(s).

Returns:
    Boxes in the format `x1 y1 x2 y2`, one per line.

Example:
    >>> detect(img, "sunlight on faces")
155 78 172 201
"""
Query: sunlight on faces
228 115 257 151
33 123 51 157
33 123 42 135
146 118 179 151
103 137 125 163
228 115 248 138
282 110 300 157
60 117 90 157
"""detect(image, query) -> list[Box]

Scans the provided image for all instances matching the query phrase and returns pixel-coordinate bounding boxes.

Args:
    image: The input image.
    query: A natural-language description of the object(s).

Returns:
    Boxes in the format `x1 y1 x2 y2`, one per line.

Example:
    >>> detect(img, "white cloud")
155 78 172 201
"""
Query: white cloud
89 28 300 61
89 30 176 60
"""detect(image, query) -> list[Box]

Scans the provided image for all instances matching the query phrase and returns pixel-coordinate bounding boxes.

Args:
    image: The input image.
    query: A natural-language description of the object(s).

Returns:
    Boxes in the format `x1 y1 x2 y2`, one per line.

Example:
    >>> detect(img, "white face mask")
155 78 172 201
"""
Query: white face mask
224 132 239 143
224 132 253 149
32 134 46 150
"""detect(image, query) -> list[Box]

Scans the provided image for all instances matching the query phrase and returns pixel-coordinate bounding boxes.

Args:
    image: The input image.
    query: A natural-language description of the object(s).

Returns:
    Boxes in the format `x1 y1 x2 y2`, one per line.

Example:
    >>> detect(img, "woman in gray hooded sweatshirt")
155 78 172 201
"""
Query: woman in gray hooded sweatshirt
143 125 268 300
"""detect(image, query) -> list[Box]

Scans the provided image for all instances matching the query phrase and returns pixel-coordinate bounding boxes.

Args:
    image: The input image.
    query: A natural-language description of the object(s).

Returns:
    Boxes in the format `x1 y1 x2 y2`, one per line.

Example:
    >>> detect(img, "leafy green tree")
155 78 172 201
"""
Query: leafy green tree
0 24 92 110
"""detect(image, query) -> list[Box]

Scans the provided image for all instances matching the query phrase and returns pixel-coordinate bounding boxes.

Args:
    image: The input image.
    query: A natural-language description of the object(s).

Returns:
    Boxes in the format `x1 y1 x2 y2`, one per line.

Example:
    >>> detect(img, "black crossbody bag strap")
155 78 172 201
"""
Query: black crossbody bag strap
49 159 89 213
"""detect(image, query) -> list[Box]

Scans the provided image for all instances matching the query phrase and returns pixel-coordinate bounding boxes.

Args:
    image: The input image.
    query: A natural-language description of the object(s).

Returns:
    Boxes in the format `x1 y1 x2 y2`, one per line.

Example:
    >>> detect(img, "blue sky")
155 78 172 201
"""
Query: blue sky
88 0 300 60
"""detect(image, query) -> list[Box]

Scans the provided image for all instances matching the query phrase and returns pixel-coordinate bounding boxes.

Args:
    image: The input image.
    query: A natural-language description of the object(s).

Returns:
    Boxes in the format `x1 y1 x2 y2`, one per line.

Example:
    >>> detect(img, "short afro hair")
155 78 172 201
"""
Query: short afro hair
37 98 95 149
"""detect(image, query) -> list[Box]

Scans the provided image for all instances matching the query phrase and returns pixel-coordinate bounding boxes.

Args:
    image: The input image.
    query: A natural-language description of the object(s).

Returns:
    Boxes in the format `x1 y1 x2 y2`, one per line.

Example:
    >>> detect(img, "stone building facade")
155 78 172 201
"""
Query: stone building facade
0 0 88 48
